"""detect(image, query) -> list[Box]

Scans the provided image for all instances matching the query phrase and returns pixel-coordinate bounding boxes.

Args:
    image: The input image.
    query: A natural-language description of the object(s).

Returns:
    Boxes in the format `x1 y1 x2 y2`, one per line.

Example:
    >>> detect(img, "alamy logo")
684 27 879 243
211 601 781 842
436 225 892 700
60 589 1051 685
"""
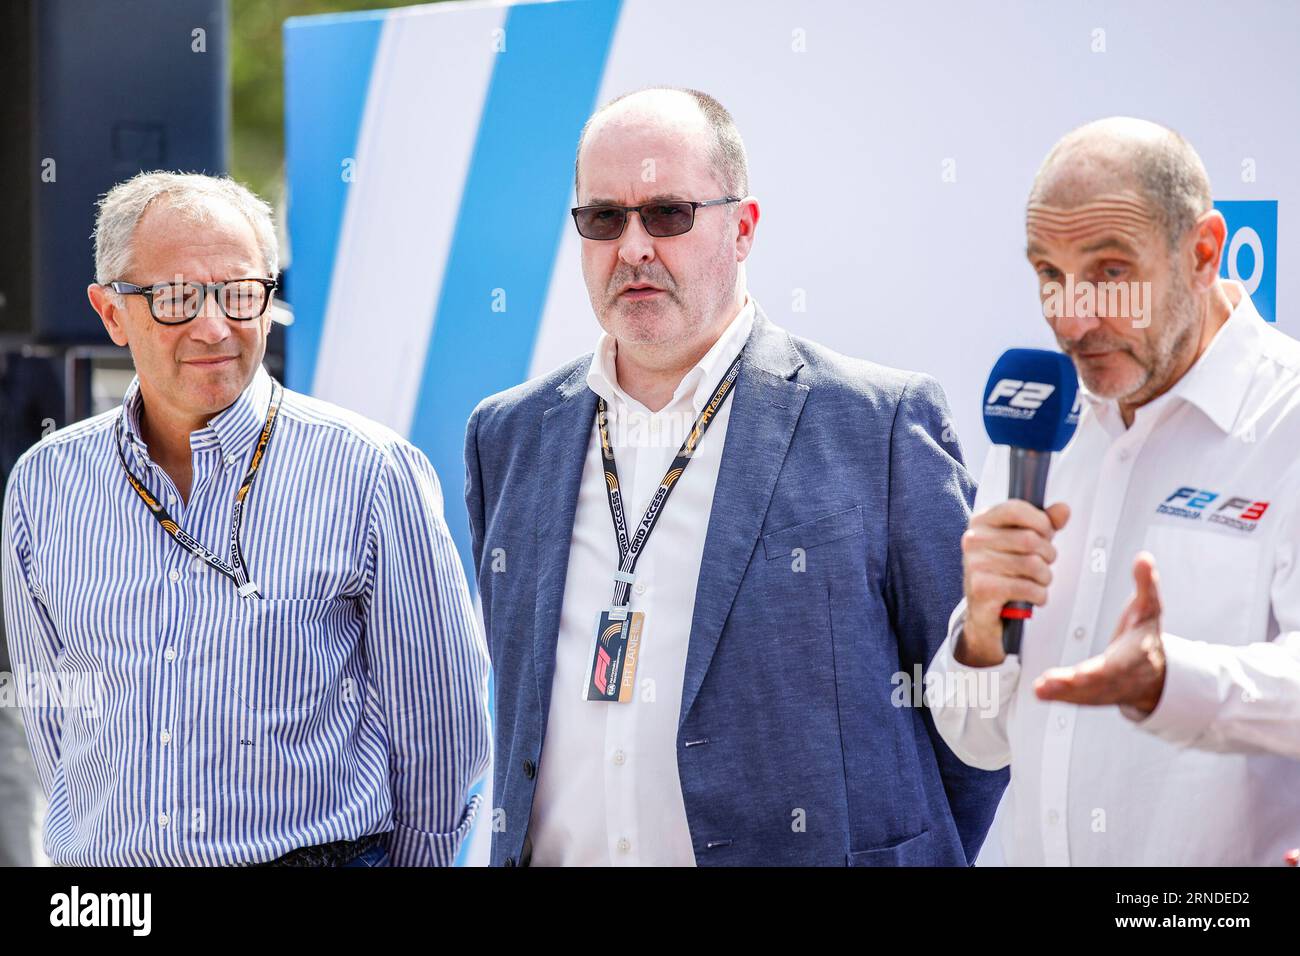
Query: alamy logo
50 886 151 936
985 379 1055 419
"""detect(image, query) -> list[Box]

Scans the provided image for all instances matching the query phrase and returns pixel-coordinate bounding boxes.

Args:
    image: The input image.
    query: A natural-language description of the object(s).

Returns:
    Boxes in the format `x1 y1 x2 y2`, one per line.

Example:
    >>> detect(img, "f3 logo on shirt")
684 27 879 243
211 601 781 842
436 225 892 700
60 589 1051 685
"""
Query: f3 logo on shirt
1157 486 1269 532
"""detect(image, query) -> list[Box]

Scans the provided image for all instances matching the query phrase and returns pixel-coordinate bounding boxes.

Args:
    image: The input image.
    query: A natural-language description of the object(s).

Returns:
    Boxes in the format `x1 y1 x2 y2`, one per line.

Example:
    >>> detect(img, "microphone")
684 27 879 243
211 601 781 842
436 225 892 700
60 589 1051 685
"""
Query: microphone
981 349 1081 656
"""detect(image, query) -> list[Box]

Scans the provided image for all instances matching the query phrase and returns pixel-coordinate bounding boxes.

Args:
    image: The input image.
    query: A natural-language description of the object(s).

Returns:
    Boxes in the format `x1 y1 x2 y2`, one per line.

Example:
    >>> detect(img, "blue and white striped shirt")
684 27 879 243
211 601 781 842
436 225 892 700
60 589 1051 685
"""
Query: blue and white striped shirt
2 366 491 866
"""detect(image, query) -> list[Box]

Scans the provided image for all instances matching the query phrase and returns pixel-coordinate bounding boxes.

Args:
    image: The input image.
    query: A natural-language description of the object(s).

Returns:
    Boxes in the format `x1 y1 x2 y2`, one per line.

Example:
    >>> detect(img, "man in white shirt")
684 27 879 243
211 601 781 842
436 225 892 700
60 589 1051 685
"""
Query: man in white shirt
930 117 1300 865
466 87 1007 866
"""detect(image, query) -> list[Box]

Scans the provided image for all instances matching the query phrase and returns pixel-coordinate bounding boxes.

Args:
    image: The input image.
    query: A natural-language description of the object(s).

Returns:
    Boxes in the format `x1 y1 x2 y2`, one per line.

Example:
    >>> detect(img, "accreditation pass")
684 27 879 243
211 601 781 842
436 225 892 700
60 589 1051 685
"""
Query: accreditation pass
583 609 645 702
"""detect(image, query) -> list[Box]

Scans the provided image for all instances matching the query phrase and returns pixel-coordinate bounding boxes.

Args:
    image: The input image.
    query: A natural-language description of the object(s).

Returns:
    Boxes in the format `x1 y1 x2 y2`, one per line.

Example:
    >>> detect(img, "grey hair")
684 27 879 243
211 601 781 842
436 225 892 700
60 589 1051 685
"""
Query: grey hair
93 171 278 284
574 87 750 199
1130 132 1213 250
1030 119 1213 251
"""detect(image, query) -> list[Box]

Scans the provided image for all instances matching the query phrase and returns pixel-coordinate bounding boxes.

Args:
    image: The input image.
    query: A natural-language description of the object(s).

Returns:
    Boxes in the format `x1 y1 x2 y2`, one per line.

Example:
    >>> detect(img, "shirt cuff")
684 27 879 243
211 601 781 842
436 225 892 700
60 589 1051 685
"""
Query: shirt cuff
385 792 483 867
938 601 1023 671
1127 632 1220 746
931 602 1021 701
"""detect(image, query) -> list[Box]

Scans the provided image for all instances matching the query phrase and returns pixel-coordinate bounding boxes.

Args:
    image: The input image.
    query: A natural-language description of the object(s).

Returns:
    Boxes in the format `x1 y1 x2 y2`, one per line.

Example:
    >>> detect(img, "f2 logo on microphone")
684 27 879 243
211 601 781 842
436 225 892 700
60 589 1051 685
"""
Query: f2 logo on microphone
987 379 1056 410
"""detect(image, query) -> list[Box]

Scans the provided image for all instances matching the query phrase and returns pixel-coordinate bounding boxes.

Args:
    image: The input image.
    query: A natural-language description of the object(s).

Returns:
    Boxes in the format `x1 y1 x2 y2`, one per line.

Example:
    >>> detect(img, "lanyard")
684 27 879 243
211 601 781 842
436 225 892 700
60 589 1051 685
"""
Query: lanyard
114 381 284 599
596 354 742 614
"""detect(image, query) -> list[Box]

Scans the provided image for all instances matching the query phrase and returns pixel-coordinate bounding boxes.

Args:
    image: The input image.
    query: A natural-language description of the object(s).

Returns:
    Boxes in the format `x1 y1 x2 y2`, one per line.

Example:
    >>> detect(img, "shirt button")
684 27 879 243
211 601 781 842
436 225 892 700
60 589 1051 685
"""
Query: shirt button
1118 449 1131 462
1073 627 1085 641
168 569 181 583
164 647 176 662
160 730 171 745
1046 810 1059 825
616 838 631 853
612 749 626 766
224 453 237 466
633 582 647 596
158 813 170 828
1056 715 1068 730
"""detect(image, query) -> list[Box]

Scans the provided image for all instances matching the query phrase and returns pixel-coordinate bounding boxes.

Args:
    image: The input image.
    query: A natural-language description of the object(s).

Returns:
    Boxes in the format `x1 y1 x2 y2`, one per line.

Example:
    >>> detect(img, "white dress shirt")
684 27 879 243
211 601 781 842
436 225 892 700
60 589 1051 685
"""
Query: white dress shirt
930 284 1300 865
527 299 755 866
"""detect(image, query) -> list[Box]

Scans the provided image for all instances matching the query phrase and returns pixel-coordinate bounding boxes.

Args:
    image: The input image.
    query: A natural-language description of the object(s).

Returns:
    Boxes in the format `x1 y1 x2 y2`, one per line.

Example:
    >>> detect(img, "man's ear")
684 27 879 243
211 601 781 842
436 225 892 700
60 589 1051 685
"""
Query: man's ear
735 196 760 262
87 284 131 347
1189 209 1227 289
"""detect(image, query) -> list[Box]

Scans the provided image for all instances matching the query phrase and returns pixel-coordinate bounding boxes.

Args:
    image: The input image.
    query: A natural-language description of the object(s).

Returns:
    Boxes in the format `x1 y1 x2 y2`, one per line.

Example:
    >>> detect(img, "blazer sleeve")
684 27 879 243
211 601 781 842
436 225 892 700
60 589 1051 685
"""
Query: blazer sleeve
884 372 1008 864
464 402 487 580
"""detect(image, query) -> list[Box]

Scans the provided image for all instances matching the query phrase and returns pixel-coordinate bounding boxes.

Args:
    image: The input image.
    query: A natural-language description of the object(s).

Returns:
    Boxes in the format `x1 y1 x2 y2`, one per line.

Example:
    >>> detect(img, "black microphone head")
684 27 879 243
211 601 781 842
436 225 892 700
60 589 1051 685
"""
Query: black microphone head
983 349 1081 452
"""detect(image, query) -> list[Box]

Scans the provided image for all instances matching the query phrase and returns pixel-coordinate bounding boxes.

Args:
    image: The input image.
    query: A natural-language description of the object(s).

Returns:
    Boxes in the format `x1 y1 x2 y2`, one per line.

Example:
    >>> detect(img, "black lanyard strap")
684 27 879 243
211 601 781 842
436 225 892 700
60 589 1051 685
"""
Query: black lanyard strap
596 353 741 611
114 380 284 598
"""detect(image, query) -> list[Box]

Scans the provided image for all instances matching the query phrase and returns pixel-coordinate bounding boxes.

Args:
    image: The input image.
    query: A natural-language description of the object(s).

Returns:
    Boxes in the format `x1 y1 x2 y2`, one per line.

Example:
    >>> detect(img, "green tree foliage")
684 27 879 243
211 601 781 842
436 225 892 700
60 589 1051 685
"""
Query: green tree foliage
230 0 440 206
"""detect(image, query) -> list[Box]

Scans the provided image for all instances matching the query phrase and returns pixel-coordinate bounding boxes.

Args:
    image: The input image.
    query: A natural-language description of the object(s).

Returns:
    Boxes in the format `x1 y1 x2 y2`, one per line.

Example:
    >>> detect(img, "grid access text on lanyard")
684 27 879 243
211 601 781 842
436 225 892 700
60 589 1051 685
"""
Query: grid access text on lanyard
596 354 741 619
114 381 284 599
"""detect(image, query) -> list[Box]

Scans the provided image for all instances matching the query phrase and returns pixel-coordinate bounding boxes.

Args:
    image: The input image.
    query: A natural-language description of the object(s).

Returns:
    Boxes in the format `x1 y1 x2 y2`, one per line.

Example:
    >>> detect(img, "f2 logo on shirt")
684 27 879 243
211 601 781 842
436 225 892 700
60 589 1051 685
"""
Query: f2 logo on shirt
986 379 1056 411
1158 486 1269 530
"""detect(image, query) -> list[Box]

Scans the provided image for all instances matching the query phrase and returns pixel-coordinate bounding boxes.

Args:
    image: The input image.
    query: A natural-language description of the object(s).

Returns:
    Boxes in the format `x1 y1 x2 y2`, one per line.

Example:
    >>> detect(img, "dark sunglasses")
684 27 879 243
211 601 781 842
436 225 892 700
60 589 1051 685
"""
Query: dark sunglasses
571 196 741 240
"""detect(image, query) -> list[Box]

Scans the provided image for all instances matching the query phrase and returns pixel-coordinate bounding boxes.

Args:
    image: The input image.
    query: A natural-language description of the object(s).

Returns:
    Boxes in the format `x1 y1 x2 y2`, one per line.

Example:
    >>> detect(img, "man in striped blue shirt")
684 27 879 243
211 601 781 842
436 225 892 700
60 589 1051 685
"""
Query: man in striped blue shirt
1 172 490 866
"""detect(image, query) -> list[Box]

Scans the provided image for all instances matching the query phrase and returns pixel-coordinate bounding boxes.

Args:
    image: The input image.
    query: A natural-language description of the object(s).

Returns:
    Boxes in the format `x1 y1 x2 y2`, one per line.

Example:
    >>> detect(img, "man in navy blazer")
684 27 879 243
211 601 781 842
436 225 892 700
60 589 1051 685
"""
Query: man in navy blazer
464 88 1006 866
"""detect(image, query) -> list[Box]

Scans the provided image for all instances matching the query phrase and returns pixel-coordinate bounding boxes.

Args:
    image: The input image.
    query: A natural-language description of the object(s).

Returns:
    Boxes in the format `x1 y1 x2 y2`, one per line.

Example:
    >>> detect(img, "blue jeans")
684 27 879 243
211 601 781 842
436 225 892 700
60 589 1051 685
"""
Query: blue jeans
342 842 390 867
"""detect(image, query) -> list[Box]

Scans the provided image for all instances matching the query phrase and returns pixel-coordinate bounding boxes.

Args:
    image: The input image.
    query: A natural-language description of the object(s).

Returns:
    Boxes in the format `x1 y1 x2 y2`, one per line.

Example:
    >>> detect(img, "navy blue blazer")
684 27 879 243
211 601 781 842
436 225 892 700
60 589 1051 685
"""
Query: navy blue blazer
464 306 1007 866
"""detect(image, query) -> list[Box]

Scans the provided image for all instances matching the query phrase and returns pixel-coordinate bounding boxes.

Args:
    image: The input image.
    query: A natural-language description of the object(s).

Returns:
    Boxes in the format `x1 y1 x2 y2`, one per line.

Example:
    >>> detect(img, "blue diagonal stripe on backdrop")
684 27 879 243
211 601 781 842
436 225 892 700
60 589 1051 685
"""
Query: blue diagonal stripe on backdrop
286 0 622 867
407 0 623 588
283 11 386 393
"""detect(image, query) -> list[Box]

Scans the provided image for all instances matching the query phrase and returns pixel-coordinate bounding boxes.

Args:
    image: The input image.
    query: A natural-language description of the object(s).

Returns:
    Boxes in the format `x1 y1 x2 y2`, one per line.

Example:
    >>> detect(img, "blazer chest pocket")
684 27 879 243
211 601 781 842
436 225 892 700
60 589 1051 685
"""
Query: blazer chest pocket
762 505 864 560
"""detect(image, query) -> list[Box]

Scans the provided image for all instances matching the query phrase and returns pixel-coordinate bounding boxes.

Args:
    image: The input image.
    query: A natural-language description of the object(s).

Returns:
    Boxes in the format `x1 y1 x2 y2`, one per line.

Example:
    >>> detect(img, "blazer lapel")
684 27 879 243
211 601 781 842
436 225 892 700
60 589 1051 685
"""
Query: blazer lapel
534 362 598 721
679 307 808 728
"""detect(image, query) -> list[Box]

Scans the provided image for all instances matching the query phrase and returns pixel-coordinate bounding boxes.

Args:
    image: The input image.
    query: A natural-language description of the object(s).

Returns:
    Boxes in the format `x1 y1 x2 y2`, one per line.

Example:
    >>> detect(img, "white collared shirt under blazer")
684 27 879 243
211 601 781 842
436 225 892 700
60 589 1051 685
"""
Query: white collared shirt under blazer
527 300 755 866
930 285 1300 865
2 366 491 866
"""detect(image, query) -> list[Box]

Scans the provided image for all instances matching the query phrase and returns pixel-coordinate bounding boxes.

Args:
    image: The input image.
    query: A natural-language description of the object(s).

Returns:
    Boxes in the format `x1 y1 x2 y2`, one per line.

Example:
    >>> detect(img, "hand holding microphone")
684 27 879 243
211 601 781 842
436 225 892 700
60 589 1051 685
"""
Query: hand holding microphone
959 499 1070 666
957 350 1080 664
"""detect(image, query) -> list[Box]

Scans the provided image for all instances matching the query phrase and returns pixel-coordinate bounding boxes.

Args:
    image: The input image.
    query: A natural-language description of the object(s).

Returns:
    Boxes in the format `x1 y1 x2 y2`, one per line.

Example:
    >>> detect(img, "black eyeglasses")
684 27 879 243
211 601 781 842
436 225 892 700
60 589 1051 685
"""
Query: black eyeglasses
107 278 278 325
571 197 741 240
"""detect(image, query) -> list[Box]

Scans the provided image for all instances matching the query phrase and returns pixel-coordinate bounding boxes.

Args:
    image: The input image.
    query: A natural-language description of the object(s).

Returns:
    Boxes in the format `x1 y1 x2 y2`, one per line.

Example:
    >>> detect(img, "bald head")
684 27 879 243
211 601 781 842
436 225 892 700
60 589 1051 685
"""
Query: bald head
570 88 759 389
574 87 749 200
1025 118 1232 416
1030 117 1212 249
